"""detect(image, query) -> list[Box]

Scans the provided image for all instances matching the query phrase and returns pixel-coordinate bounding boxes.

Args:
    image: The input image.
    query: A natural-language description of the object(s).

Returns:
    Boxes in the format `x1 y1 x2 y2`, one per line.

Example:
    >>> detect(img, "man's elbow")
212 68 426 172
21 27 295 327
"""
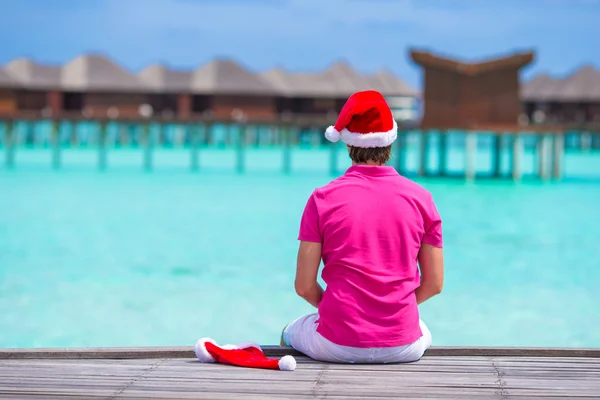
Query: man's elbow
424 280 443 295
294 281 309 298
295 279 317 298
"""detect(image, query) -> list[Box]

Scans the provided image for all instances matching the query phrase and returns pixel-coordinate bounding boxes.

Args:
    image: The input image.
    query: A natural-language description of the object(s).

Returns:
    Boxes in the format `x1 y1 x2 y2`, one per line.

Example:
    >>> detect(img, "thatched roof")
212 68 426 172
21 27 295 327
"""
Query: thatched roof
191 59 275 94
137 64 191 93
0 68 17 88
61 54 141 91
3 59 61 89
260 68 338 97
410 49 535 75
368 70 419 97
0 54 418 98
260 61 417 97
522 65 600 102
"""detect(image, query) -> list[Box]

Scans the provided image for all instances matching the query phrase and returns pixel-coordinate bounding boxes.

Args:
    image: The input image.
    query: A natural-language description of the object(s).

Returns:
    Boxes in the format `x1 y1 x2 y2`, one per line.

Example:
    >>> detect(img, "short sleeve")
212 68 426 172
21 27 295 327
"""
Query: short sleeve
298 191 322 243
422 193 443 248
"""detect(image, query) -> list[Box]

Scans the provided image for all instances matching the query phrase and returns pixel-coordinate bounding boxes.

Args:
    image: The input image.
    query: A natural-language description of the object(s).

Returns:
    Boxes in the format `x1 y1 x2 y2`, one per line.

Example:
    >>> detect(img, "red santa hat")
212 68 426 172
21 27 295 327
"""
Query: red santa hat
325 90 398 148
194 337 297 371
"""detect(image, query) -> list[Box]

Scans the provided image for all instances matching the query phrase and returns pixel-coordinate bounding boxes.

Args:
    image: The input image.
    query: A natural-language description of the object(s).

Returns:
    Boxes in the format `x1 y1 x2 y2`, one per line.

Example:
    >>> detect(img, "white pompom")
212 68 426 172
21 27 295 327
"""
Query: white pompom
325 126 341 142
194 337 217 363
278 355 297 371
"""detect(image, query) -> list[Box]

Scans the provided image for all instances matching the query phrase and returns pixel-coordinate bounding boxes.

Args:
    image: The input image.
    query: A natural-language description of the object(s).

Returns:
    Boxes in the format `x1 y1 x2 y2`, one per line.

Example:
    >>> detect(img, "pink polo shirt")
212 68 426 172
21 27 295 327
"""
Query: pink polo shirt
298 165 443 348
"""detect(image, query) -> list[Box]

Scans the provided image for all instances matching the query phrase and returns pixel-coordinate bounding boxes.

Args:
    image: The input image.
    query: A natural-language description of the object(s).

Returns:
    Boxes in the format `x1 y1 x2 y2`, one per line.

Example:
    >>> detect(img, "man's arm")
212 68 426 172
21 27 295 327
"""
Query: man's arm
415 242 444 305
294 241 324 308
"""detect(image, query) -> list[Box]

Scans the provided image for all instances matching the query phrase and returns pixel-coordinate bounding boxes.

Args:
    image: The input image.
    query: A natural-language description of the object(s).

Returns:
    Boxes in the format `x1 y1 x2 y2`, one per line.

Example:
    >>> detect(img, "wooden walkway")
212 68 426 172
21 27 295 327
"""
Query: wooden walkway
1 347 599 399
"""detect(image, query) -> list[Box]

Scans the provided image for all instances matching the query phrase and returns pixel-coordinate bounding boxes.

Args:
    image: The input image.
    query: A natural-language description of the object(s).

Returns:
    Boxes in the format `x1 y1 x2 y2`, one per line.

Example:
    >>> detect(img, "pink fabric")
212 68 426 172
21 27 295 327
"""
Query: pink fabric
298 165 443 348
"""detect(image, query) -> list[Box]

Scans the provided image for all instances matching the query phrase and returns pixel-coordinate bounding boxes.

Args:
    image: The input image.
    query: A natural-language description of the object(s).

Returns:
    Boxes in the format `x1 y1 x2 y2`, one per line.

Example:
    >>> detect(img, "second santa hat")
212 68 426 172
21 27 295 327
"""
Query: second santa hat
194 337 296 371
325 90 398 148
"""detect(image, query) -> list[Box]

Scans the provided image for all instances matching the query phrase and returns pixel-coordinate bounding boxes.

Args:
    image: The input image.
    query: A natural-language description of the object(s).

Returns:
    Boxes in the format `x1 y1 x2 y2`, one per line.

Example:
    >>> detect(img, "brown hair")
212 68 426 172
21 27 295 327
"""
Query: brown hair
347 145 392 165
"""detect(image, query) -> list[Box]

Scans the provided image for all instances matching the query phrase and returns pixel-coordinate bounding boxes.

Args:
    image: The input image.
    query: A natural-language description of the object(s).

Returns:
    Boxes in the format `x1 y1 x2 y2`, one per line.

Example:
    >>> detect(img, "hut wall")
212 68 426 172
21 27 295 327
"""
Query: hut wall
211 95 275 119
0 90 16 116
147 94 179 116
15 90 48 112
83 93 148 118
47 91 62 115
177 94 191 118
421 67 522 128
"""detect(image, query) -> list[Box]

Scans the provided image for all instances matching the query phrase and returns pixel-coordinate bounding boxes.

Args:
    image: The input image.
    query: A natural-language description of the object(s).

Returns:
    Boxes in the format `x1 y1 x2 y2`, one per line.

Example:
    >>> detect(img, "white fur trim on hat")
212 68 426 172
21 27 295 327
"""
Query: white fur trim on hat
236 341 262 351
278 355 297 371
194 337 217 363
325 125 341 142
340 119 398 148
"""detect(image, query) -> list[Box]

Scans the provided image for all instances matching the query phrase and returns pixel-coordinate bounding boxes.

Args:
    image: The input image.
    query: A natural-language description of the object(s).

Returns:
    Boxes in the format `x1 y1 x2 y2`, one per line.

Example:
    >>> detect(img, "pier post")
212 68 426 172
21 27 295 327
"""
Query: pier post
512 134 523 182
537 134 552 181
592 133 600 150
492 134 503 178
465 132 477 181
552 133 564 180
190 124 200 172
98 122 107 171
143 123 153 172
438 130 447 177
236 124 246 174
581 132 592 152
282 125 292 174
4 120 15 168
394 130 405 175
51 121 61 170
418 131 429 177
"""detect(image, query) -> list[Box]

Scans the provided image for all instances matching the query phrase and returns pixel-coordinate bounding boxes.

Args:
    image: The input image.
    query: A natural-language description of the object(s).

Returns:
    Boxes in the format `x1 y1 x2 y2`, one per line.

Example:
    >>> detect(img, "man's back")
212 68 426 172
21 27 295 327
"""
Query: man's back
298 164 443 348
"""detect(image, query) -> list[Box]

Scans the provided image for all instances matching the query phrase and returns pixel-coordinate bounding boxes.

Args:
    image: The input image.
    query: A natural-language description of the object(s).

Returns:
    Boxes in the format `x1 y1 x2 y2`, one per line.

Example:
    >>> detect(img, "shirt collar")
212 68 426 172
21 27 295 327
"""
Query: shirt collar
345 164 399 177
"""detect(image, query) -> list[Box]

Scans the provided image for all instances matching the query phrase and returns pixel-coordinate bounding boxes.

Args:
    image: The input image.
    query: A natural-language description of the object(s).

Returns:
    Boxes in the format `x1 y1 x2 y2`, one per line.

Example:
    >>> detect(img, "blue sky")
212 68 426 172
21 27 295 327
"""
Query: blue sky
1 0 599 88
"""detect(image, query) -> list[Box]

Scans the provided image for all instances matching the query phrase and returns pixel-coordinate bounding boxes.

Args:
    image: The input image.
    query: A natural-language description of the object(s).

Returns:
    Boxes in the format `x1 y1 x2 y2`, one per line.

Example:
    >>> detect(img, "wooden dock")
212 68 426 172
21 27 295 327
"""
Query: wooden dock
1 346 599 399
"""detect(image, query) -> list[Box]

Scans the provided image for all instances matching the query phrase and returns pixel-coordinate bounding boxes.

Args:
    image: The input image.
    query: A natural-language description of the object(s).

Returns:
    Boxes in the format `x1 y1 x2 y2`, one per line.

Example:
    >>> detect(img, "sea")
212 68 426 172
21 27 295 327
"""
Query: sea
1 126 599 350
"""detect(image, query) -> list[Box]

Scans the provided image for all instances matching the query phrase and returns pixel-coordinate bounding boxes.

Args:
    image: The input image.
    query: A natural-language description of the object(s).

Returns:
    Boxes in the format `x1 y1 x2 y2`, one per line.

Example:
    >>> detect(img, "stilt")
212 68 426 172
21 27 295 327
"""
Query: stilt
282 125 292 174
4 120 15 168
552 133 564 180
512 134 523 182
143 124 153 172
438 131 447 177
465 132 477 181
236 125 246 174
492 134 503 178
537 134 552 181
581 132 592 152
592 133 600 150
418 131 428 177
190 124 200 172
98 122 107 171
394 130 405 175
51 121 61 170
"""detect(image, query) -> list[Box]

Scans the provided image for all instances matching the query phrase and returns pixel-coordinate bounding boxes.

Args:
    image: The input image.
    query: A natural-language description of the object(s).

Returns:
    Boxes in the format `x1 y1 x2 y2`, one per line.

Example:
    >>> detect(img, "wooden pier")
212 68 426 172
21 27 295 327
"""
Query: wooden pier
1 346 599 399
1 115 599 180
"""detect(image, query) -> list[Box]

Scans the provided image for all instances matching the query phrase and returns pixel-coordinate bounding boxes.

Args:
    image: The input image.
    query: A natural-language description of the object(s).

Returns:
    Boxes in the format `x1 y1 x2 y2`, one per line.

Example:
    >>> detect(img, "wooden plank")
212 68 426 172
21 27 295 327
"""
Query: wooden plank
1 354 599 400
2 346 599 360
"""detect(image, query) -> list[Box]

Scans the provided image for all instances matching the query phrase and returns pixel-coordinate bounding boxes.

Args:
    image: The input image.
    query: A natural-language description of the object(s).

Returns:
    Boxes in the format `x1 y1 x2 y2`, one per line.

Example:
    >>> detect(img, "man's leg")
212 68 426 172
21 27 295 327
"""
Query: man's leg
280 324 290 346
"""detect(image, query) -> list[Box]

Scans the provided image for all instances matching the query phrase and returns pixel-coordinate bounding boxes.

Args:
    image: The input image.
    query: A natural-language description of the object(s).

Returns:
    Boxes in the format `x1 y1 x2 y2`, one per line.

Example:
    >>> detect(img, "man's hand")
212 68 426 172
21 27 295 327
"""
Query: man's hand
295 241 324 308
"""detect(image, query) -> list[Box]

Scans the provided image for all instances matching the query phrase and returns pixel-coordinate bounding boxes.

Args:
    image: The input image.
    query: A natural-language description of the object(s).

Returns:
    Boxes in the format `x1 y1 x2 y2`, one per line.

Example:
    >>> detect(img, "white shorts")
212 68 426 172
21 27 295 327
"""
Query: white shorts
283 313 432 364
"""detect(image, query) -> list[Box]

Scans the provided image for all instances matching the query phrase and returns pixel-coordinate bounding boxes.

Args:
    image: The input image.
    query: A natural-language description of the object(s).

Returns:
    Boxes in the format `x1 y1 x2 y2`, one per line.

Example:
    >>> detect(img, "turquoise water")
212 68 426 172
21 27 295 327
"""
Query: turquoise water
1 145 600 349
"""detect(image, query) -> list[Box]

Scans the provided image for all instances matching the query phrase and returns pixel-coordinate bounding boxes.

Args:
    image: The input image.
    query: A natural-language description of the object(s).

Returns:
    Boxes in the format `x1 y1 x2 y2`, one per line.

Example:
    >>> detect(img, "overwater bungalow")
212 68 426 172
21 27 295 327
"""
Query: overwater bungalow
521 65 600 128
0 54 420 124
